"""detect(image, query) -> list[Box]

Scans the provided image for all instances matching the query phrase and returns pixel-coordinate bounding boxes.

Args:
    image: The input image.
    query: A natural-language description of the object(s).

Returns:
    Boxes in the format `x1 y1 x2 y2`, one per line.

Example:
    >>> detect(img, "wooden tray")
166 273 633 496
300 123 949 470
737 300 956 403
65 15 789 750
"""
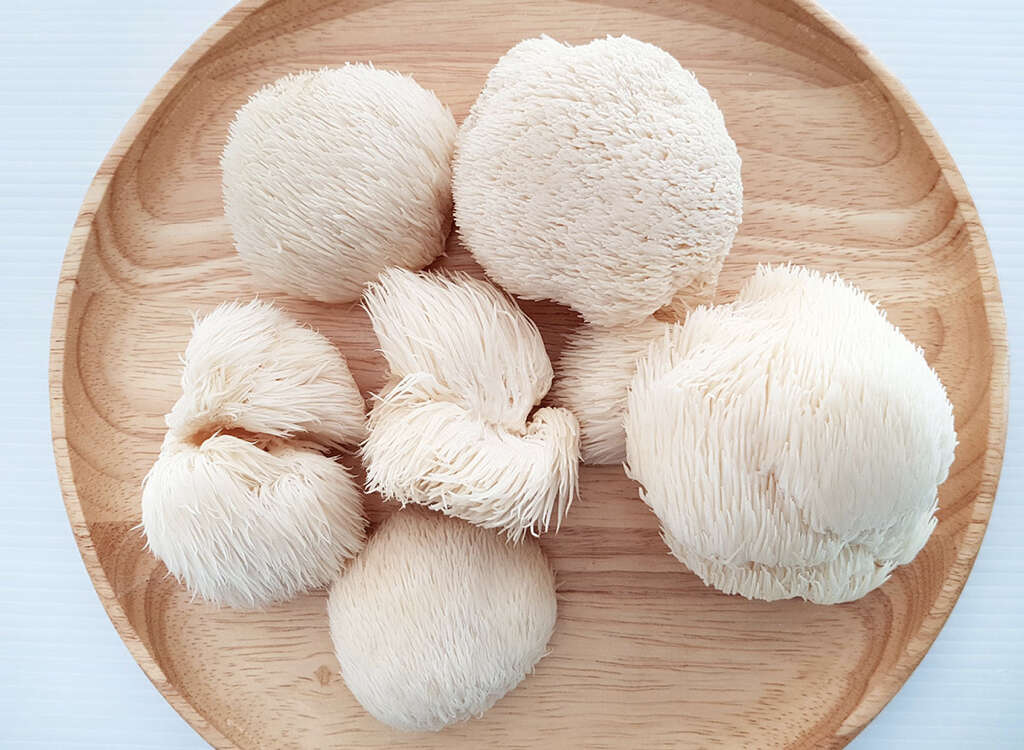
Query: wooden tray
49 1 1008 747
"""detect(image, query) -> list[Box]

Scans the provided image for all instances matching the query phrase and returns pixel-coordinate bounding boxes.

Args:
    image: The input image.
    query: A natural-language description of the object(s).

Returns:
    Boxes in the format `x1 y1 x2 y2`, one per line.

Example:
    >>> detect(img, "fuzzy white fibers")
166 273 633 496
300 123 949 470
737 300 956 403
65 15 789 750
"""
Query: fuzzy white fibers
166 300 366 449
453 35 742 327
222 65 457 302
625 265 957 604
363 267 553 427
552 318 670 465
327 510 557 731
362 269 580 539
143 433 364 609
142 300 367 608
364 374 578 540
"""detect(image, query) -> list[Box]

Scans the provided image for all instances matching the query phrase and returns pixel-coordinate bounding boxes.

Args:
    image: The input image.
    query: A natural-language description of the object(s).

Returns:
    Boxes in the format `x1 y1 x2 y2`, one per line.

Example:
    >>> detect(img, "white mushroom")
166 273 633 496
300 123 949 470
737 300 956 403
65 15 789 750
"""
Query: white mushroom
222 65 457 302
142 301 367 608
363 267 553 427
361 269 580 540
625 265 957 604
328 510 557 731
166 300 366 449
551 318 669 465
453 35 742 327
364 374 578 539
143 434 364 609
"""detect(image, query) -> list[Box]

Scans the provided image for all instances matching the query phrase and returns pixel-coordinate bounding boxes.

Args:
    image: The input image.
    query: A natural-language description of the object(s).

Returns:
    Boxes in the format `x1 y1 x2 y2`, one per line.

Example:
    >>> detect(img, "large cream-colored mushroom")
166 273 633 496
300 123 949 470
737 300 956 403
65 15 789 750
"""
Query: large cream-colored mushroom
454 35 742 327
142 300 366 608
328 510 557 732
625 265 957 604
222 65 457 302
361 269 579 540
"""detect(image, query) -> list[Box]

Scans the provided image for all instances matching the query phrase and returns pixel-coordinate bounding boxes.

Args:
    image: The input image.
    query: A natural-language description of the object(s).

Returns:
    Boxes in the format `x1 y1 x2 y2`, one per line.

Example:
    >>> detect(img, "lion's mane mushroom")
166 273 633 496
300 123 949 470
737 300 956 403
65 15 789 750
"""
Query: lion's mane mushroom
142 300 367 609
164 300 366 449
453 35 742 327
551 318 670 465
625 265 957 605
222 65 457 302
328 510 557 732
361 269 580 540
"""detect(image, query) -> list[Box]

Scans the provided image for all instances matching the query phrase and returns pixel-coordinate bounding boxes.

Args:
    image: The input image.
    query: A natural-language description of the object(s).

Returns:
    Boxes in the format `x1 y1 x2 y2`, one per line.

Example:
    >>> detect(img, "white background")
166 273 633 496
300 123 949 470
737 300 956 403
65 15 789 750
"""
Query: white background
1 1 1020 747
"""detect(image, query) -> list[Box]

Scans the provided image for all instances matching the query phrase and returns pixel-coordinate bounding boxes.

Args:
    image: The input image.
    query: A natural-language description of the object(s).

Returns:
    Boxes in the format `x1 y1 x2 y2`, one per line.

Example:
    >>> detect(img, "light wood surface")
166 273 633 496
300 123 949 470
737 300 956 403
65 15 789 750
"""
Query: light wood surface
49 0 1008 747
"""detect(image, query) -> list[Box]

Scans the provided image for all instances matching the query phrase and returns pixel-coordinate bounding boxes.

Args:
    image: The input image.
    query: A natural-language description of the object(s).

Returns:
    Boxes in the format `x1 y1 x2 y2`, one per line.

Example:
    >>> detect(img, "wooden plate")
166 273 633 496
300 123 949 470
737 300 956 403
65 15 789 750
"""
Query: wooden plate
50 0 1007 747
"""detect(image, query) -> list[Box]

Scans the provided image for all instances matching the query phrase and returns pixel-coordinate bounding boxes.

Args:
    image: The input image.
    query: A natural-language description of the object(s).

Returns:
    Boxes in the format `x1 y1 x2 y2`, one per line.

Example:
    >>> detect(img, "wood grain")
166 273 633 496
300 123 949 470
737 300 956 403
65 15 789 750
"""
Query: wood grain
48 0 1007 747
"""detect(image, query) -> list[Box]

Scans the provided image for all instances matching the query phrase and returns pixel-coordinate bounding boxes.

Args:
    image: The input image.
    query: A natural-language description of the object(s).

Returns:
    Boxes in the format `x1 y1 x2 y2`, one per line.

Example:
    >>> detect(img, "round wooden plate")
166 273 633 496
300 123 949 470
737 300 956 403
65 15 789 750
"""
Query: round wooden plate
50 0 1007 747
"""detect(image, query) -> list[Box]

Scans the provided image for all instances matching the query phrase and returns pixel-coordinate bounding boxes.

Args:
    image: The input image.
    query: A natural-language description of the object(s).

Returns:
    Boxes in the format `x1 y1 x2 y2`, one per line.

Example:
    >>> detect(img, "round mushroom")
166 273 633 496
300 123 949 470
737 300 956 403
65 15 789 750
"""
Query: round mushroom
453 35 742 327
143 434 364 609
625 265 957 604
222 65 457 302
327 510 557 731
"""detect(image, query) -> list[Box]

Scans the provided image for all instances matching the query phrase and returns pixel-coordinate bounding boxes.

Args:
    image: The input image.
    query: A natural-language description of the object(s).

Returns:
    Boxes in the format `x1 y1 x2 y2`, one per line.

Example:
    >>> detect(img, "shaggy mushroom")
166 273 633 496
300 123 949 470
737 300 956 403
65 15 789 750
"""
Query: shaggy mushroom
624 265 957 604
328 510 557 731
361 269 580 540
453 35 742 327
164 300 366 449
222 65 457 302
363 267 554 426
142 300 367 608
551 318 670 465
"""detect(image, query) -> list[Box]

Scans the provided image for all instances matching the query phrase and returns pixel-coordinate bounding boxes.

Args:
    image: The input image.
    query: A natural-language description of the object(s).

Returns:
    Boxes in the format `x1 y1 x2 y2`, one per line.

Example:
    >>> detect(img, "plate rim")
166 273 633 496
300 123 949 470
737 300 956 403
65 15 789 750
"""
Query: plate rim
48 1 1009 747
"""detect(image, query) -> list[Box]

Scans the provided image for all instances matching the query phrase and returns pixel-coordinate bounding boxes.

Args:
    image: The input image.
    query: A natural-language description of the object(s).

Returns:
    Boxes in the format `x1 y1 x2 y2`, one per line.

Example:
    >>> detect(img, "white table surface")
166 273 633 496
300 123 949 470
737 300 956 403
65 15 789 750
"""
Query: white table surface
1 1 1020 747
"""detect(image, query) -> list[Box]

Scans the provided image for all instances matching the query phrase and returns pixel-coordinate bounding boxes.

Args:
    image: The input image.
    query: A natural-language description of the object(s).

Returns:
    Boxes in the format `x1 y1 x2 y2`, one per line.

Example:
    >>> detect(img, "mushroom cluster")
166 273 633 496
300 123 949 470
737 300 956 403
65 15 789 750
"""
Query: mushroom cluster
138 32 958 736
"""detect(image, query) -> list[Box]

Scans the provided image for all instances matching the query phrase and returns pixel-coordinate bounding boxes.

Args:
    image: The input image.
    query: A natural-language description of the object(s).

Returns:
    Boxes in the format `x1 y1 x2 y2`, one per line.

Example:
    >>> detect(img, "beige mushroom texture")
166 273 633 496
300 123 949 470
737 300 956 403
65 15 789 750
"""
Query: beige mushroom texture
142 300 367 609
453 35 742 327
328 509 557 732
222 65 457 303
361 268 580 541
552 318 671 465
625 265 957 604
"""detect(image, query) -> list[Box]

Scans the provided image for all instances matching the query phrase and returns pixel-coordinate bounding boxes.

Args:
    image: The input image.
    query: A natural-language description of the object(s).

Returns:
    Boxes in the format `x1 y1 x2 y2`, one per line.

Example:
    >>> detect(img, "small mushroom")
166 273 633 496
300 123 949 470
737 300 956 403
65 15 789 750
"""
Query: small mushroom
625 265 957 604
165 300 366 449
327 510 557 731
453 35 742 327
141 300 366 608
361 269 580 540
551 318 670 465
362 267 553 427
143 434 364 609
222 66 457 302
